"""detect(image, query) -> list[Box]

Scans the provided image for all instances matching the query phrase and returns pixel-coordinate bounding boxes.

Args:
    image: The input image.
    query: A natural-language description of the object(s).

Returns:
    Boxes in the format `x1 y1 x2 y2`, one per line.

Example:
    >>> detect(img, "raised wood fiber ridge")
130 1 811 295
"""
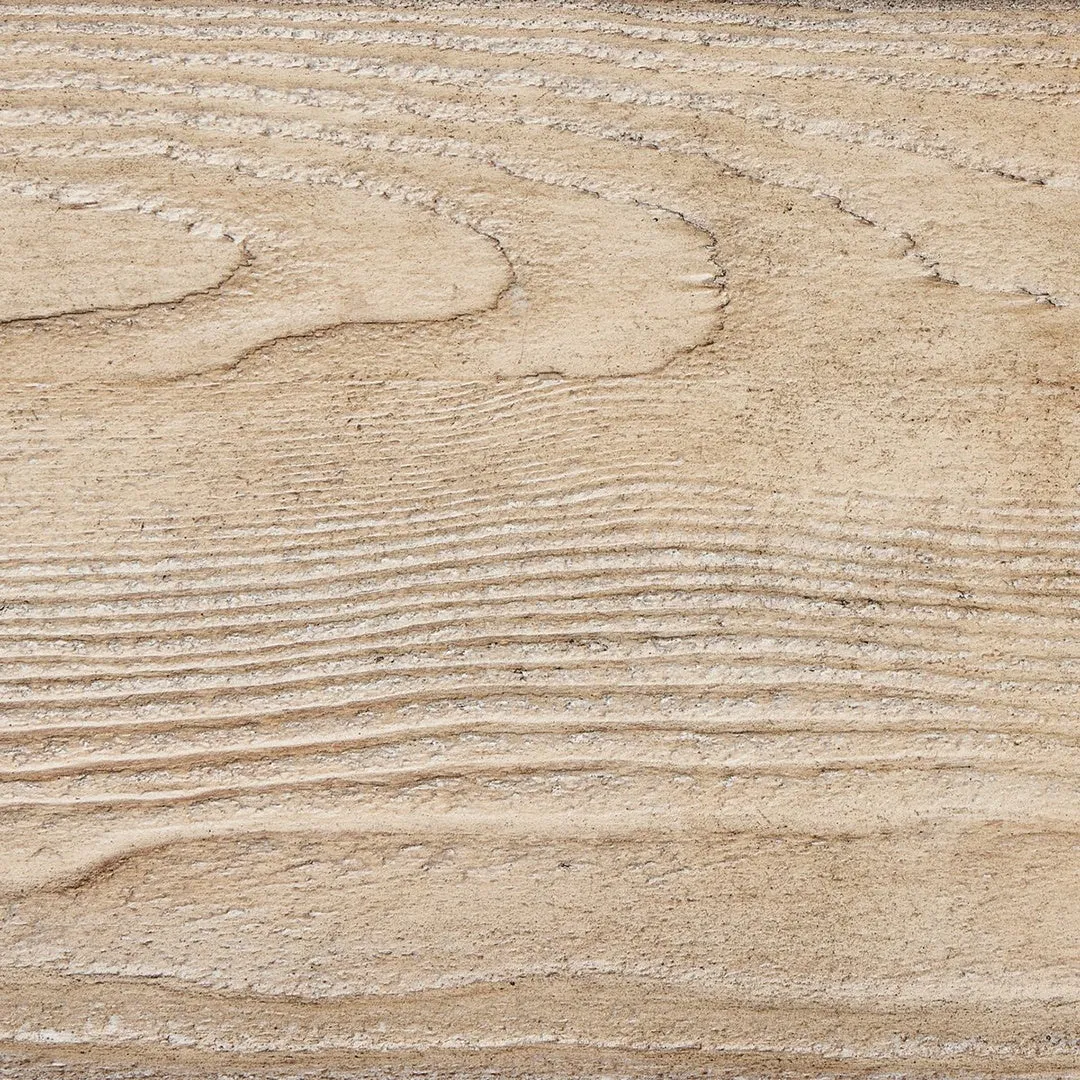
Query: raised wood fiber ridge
0 1 1077 1077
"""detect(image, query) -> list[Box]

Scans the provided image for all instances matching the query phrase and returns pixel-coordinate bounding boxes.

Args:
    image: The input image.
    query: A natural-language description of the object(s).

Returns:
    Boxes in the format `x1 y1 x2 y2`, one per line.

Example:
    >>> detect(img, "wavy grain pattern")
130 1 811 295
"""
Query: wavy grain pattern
0 1 1078 1077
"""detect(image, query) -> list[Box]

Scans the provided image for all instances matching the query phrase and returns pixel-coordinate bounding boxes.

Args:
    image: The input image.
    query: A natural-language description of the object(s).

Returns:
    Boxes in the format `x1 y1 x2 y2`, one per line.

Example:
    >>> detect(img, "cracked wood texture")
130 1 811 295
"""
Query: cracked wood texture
0 1 1079 1077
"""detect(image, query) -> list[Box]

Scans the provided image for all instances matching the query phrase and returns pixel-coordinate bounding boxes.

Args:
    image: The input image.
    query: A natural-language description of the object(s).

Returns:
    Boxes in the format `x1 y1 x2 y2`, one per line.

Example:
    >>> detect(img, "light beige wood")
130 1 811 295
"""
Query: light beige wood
0 1 1077 1076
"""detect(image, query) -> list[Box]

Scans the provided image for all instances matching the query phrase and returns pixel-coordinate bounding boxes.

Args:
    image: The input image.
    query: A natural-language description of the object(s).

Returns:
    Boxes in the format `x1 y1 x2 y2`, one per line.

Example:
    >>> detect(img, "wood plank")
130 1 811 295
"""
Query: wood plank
0 1 1077 1076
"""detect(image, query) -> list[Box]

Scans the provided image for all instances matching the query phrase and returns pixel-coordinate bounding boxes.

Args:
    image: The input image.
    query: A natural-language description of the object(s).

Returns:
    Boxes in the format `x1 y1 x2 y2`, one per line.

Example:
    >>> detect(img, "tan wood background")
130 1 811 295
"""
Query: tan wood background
0 1 1077 1076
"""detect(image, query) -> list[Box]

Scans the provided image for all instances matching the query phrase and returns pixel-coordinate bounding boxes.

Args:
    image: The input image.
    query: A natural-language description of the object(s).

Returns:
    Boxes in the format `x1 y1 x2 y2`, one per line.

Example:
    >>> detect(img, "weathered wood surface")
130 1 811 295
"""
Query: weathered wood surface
0 1 1078 1076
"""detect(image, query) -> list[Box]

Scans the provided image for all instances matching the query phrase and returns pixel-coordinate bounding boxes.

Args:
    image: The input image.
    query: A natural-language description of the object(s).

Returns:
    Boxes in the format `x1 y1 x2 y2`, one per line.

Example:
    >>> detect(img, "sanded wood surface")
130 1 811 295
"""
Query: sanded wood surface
0 1 1078 1077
